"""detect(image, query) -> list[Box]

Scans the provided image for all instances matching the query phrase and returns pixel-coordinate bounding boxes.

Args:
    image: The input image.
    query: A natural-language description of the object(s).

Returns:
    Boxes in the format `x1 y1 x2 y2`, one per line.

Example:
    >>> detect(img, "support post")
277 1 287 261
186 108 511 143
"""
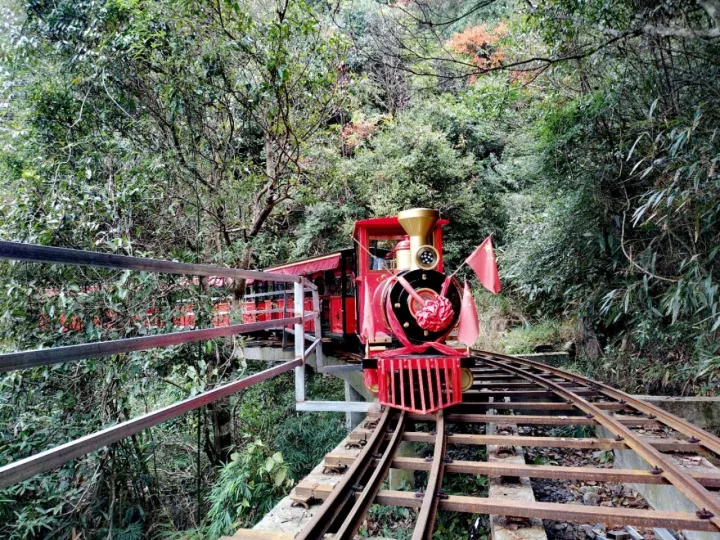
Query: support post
312 288 323 369
344 380 366 431
294 281 306 403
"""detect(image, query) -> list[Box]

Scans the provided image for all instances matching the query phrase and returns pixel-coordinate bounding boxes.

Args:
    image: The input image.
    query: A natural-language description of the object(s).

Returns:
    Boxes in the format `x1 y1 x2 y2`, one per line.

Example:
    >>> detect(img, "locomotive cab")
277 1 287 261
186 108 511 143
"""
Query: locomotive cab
356 209 473 414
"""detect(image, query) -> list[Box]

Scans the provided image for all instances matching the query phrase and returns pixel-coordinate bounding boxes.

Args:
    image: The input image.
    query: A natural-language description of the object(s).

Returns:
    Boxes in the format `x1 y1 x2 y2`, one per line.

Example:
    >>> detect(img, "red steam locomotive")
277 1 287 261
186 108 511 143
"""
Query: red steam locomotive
246 208 476 414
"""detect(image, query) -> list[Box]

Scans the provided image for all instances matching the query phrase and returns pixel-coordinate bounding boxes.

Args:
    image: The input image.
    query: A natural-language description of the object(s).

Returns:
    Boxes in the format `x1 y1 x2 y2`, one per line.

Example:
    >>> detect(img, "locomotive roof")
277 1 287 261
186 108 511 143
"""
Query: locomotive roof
352 216 449 237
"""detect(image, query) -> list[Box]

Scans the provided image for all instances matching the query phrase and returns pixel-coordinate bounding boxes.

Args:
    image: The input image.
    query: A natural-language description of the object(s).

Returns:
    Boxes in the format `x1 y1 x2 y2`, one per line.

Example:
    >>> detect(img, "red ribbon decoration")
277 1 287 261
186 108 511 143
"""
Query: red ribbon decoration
376 295 463 358
393 274 454 332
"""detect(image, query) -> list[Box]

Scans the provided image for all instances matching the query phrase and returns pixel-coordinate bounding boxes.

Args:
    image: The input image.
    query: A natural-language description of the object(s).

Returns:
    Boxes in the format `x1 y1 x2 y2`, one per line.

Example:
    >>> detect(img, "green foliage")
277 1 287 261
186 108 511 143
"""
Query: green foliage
361 505 413 539
3 0 720 536
206 440 293 537
275 412 345 480
496 320 566 355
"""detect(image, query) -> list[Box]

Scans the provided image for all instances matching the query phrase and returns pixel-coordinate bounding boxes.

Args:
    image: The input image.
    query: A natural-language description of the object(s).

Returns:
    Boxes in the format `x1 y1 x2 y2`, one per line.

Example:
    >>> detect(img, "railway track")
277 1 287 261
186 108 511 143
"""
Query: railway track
290 351 720 539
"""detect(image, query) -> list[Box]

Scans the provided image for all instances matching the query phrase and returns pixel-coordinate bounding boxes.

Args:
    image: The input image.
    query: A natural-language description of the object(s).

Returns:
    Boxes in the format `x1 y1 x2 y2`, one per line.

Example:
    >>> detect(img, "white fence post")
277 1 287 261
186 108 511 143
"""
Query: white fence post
294 280 306 402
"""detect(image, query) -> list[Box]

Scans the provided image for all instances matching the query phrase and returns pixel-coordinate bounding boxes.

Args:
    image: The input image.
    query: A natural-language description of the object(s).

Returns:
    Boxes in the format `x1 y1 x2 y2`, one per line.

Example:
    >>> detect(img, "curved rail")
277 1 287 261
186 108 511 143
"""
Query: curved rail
412 410 447 540
294 351 720 538
476 349 720 455
333 411 407 539
478 353 720 530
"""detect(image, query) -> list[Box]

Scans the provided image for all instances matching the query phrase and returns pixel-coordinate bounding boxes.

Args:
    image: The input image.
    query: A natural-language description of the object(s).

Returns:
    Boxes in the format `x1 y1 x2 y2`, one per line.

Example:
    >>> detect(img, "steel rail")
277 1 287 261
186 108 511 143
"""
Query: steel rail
0 317 301 372
477 349 720 457
295 409 392 540
0 359 301 488
322 454 720 488
296 484 718 532
478 353 720 531
434 496 717 532
333 411 407 539
0 240 300 283
412 410 446 540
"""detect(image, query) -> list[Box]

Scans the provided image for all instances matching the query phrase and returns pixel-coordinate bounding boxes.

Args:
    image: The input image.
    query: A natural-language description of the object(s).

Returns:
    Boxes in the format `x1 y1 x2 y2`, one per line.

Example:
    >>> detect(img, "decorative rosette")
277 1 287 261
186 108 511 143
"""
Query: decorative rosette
415 295 454 332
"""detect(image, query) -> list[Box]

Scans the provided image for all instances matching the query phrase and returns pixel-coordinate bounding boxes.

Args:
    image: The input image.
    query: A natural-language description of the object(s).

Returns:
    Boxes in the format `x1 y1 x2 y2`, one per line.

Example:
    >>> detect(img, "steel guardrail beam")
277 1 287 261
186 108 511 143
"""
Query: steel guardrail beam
0 317 301 372
0 241 301 283
0 359 302 488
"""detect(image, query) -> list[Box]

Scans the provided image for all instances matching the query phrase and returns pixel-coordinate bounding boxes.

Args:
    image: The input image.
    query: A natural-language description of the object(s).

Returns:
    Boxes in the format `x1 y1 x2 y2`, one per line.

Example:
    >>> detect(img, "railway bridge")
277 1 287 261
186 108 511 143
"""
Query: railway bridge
1 241 719 540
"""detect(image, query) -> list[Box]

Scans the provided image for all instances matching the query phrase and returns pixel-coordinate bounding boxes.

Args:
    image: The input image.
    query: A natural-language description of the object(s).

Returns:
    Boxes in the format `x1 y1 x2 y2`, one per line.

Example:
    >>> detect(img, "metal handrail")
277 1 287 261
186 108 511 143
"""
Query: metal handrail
0 240 301 283
242 289 294 300
0 241 323 489
0 359 302 488
0 317 302 372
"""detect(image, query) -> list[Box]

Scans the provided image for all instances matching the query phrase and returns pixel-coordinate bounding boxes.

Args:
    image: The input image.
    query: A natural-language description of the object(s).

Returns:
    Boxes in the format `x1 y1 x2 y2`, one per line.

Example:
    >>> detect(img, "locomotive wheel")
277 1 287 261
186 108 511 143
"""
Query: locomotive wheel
460 367 474 392
386 269 462 344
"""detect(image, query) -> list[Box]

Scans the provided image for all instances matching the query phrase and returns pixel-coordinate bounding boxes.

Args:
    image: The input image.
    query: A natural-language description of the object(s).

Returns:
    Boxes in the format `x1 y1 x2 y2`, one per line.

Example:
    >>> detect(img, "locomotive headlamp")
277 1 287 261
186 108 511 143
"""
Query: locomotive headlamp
397 208 439 270
416 245 439 270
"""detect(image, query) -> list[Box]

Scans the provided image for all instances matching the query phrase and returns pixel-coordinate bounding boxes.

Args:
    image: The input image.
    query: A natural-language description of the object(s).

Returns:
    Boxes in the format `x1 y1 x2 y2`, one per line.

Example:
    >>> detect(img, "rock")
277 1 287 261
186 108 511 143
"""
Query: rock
562 341 577 356
608 532 631 539
583 491 600 505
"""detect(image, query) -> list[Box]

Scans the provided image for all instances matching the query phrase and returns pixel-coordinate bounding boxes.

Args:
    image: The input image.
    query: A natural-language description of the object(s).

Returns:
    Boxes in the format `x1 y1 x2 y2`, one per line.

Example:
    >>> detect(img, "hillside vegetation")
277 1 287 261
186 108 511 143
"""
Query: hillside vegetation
1 0 719 536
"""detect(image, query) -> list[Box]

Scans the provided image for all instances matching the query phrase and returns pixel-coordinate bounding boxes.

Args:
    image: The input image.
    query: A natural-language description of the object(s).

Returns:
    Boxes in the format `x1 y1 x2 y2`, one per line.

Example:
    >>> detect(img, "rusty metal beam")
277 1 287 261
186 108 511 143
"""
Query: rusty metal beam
292 484 717 532
412 411 446 540
347 430 701 451
464 389 599 399
452 401 625 412
408 413 659 427
322 454 720 488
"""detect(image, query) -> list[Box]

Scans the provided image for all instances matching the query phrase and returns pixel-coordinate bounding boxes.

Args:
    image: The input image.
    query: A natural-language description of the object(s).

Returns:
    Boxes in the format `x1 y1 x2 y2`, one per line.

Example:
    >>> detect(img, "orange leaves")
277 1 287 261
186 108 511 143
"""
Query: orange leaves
446 23 508 78
340 117 383 152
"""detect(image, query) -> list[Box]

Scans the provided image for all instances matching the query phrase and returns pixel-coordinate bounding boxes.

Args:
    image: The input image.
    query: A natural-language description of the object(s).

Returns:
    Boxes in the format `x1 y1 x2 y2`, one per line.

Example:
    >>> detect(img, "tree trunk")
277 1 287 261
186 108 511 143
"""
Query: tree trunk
207 399 233 463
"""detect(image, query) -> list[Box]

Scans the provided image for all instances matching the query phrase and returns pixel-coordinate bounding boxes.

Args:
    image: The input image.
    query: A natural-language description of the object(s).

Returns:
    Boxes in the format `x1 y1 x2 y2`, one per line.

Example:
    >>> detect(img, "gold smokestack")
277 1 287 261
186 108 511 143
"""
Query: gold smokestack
397 208 438 270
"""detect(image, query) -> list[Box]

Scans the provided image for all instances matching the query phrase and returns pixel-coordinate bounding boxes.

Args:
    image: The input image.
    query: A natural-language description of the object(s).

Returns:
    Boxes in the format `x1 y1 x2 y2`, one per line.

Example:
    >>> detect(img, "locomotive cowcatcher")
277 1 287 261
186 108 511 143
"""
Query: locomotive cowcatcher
245 208 476 414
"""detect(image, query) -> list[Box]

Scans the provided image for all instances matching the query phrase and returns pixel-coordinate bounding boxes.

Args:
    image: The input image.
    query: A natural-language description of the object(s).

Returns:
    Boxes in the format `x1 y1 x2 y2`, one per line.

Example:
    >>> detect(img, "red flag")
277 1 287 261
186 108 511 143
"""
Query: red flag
361 276 375 341
457 279 479 348
465 235 501 294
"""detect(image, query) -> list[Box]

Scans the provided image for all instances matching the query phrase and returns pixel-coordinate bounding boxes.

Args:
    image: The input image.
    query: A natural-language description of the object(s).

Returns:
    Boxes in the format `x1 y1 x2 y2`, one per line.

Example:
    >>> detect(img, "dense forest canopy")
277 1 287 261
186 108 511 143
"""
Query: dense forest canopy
1 0 719 537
